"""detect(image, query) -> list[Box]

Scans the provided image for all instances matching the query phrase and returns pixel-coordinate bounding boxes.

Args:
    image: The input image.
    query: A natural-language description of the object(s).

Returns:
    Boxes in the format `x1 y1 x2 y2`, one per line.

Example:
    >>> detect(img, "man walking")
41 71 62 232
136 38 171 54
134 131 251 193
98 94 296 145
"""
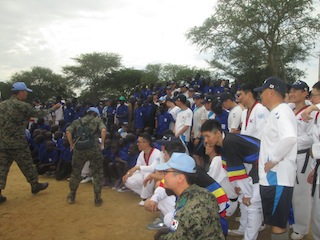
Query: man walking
0 82 61 203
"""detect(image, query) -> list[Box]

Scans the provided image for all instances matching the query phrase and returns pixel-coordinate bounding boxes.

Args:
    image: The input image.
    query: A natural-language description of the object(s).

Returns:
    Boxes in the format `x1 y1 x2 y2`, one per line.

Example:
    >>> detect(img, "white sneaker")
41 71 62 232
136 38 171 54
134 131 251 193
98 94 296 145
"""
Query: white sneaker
291 232 305 240
228 229 244 236
117 186 132 192
138 200 145 206
259 224 266 232
80 176 92 183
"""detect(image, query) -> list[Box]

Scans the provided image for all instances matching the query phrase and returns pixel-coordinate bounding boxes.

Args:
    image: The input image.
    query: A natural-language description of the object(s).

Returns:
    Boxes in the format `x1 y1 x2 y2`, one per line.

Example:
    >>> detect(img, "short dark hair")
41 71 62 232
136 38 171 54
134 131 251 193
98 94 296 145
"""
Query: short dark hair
183 172 197 185
139 133 153 147
313 81 320 91
200 119 222 133
239 83 258 100
164 141 186 156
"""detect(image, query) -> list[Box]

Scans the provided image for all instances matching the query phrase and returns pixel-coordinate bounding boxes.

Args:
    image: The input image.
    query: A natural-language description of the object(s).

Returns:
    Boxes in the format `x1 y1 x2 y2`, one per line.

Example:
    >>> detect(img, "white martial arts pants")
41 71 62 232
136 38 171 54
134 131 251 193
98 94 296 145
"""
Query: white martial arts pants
312 183 320 240
292 154 312 235
238 183 262 240
125 171 155 199
158 195 176 227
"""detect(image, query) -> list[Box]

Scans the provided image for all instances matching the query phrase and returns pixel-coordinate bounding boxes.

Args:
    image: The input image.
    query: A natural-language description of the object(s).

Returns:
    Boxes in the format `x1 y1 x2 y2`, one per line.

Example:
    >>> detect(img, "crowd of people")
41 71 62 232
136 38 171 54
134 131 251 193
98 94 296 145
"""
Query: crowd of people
0 76 320 240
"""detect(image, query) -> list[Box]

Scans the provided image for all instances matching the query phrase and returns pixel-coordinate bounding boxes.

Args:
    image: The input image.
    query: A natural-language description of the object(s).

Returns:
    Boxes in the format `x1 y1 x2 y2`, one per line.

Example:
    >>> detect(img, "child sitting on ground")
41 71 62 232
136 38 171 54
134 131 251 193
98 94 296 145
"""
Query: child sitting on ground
37 140 59 175
102 138 115 187
114 136 139 191
55 138 73 180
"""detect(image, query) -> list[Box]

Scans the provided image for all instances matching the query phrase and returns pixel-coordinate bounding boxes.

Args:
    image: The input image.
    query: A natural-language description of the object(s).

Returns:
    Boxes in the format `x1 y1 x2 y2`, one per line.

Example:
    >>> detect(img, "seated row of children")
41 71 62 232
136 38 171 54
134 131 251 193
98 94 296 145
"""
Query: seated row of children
28 124 72 180
27 119 143 188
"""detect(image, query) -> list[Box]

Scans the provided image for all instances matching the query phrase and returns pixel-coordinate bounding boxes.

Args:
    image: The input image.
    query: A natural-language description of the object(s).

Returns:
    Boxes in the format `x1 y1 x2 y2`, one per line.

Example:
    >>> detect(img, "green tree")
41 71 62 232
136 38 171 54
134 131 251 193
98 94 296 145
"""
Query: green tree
187 0 320 83
63 52 122 100
9 66 74 102
108 68 146 98
0 81 11 100
145 63 210 83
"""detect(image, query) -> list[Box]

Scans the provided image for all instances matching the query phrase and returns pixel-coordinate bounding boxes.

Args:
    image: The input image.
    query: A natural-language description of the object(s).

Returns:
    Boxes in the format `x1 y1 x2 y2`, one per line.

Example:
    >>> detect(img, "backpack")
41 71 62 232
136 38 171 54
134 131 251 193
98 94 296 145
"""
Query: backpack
74 118 96 150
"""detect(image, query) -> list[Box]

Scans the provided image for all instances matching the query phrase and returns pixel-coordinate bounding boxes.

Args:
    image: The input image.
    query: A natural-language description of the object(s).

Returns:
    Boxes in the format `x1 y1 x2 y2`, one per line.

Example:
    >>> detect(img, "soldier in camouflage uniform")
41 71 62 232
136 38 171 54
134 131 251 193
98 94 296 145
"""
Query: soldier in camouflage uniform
65 107 106 207
154 153 225 240
0 82 61 204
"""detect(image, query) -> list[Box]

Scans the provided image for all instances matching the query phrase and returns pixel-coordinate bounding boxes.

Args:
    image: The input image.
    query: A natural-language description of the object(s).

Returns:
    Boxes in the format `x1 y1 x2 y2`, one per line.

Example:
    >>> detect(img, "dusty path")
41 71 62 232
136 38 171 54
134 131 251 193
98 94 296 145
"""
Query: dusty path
0 163 314 240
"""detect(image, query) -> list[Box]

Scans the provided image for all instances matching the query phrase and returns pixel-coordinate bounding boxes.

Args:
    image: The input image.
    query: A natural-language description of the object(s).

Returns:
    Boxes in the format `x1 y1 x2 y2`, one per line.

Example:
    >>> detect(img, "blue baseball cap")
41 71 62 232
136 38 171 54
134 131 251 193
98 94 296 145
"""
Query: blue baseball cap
290 80 309 92
12 82 33 92
155 153 196 173
87 107 100 117
159 96 166 102
254 77 287 95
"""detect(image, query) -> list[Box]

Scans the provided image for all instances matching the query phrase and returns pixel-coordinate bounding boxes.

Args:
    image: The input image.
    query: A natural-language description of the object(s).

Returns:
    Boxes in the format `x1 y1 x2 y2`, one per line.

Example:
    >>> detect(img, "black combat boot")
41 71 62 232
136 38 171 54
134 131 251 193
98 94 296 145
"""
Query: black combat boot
94 192 103 207
0 195 6 204
31 182 49 194
67 191 76 204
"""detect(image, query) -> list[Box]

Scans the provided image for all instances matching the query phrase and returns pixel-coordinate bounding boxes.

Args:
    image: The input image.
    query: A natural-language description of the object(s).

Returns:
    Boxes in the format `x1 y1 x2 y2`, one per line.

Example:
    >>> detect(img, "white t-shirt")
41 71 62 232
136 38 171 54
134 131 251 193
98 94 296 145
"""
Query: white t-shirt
240 102 269 140
259 103 297 187
192 105 207 138
175 108 193 142
228 105 242 132
168 106 180 130
54 106 64 125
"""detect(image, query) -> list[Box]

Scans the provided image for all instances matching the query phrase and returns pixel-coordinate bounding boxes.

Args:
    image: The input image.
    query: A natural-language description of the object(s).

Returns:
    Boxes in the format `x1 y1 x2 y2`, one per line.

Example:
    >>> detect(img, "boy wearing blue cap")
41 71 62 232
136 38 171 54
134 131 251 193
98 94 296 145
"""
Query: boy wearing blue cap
288 80 313 240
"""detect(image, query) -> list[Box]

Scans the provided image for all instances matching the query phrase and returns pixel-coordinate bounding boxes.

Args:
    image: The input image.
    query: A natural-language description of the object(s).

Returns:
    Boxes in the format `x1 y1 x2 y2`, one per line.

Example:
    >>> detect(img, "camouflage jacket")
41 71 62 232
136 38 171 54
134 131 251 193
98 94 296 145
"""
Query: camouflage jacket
0 95 56 149
66 115 106 149
159 184 225 240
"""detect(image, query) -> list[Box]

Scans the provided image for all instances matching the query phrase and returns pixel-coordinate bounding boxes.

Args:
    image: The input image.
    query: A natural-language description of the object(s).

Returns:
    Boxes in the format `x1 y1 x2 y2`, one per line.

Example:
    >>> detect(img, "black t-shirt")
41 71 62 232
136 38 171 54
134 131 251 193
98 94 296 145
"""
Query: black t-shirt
222 133 260 183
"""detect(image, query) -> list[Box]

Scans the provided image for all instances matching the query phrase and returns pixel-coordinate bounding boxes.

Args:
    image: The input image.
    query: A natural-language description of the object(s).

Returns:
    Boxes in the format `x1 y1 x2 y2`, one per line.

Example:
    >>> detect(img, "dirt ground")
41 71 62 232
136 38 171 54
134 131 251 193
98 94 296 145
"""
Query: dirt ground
0 163 314 240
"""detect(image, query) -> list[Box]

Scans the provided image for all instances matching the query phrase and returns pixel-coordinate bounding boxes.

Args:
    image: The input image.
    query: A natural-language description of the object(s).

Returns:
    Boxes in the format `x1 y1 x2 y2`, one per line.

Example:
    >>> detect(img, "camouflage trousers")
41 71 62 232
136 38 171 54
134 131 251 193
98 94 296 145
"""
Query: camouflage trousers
69 147 103 194
0 147 38 190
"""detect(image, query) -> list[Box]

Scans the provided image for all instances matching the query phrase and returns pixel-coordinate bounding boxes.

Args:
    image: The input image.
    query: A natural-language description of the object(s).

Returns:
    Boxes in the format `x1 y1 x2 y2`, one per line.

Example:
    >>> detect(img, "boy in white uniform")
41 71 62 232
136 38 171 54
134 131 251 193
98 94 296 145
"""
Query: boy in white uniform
229 83 269 238
238 83 269 139
165 97 180 131
205 145 238 217
173 94 193 146
301 81 320 240
123 133 161 206
191 92 207 167
288 80 313 240
217 92 242 133
254 77 297 240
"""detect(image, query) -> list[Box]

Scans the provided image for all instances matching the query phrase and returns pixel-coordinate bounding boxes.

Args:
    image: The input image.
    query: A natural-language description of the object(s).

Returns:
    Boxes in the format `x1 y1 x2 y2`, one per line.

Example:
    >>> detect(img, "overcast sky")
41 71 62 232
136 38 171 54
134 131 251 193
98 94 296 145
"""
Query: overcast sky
0 0 319 86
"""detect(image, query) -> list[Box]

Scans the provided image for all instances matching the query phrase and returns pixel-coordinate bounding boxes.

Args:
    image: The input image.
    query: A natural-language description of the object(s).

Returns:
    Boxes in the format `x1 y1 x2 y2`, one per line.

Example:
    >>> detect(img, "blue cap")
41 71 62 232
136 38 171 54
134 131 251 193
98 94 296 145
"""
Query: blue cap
193 92 204 99
254 77 286 95
155 153 196 173
12 82 33 92
159 96 166 102
86 107 100 117
290 80 309 92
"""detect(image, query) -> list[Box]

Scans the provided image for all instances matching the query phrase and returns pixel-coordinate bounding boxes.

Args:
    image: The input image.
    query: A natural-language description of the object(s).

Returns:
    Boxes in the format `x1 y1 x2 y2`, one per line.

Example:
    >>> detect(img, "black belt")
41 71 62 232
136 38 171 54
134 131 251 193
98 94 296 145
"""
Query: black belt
312 159 320 198
229 197 238 202
297 148 310 174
